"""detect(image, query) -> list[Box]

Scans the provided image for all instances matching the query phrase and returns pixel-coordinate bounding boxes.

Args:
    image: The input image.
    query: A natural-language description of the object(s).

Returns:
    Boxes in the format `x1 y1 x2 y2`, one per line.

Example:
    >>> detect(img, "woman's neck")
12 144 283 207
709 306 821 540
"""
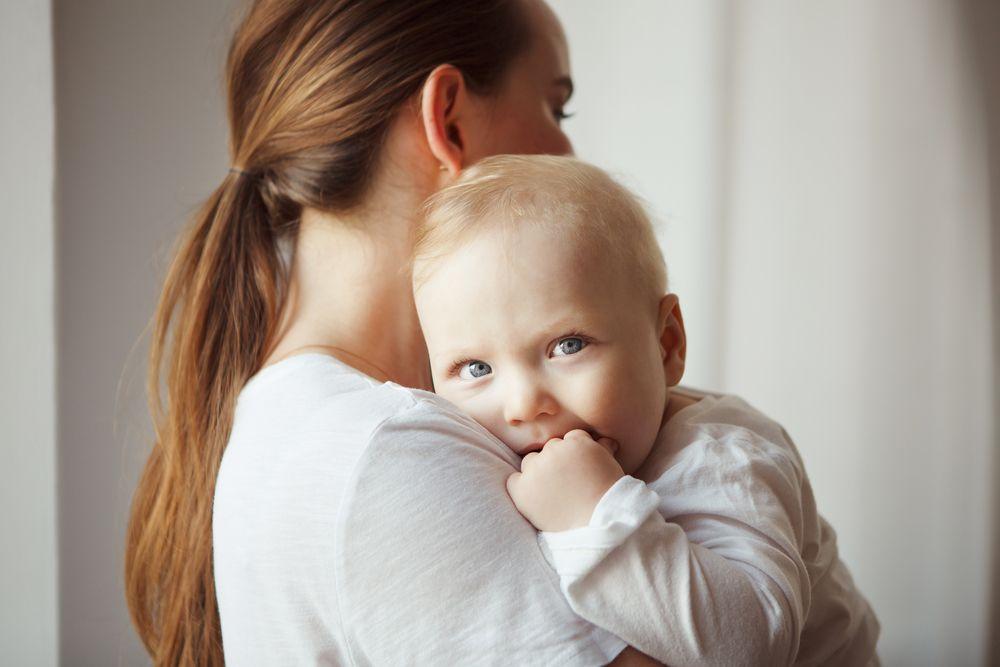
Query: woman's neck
267 204 433 391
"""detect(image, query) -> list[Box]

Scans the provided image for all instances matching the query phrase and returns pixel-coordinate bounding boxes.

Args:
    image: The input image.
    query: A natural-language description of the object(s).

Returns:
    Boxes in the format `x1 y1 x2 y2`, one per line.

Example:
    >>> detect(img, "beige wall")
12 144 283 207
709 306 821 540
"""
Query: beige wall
1 2 57 665
54 0 239 662
720 2 993 663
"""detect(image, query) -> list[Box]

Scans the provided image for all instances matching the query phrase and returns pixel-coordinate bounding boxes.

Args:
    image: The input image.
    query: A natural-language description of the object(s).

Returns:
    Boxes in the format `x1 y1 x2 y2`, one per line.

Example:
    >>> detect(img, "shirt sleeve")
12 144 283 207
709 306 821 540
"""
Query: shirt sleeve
538 431 812 667
335 396 628 666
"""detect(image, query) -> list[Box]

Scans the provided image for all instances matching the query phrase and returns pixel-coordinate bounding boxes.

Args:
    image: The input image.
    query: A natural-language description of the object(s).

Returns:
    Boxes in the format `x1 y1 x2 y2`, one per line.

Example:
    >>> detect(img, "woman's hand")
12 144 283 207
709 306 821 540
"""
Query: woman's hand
506 429 625 532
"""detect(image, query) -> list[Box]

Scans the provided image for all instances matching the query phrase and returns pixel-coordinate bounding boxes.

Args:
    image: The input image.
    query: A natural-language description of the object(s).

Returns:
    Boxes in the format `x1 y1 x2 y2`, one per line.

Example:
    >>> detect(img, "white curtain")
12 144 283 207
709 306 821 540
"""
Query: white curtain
551 1 997 664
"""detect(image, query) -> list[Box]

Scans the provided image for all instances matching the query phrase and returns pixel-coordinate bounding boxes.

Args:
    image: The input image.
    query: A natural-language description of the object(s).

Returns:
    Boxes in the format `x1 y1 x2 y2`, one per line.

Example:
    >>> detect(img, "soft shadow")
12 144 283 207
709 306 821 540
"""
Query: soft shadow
958 0 1000 664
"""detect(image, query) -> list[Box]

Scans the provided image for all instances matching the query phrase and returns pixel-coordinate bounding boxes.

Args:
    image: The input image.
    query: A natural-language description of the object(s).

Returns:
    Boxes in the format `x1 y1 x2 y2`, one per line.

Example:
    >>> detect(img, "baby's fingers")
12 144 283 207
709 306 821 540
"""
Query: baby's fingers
506 472 539 521
596 437 619 456
506 470 519 491
506 471 525 507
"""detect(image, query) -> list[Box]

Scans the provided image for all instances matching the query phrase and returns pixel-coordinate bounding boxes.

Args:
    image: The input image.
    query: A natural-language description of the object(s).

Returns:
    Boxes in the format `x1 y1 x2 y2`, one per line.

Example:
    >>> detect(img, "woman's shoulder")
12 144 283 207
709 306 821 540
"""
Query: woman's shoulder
235 352 412 425
234 354 433 431
216 353 519 564
228 352 515 465
342 379 521 476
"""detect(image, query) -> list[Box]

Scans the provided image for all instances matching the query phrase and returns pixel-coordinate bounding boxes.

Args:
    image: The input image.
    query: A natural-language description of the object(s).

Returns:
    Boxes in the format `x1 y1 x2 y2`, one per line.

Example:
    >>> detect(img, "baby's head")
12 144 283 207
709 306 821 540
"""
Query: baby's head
413 155 686 474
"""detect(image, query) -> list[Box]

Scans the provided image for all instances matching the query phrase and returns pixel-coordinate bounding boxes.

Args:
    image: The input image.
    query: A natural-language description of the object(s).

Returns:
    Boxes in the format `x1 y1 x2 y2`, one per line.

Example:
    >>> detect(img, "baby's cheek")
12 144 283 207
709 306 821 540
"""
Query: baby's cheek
575 368 640 436
466 396 506 434
437 388 496 430
571 368 619 421
612 366 667 466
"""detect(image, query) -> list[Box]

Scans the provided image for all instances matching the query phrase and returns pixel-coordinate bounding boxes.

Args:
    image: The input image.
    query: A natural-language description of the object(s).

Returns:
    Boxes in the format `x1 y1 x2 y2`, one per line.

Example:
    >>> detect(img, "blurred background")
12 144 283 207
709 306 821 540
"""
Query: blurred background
2 0 997 664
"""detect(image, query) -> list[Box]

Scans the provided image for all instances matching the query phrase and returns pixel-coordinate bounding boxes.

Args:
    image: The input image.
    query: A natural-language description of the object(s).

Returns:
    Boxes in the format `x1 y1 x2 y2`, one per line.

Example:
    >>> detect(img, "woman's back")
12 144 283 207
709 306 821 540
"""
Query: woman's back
127 0 588 659
213 353 625 665
214 355 384 664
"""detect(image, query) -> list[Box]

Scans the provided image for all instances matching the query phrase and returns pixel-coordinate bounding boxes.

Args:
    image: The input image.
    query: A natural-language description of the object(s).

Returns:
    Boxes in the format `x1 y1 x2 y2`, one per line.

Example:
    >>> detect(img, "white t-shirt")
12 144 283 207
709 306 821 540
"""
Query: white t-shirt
213 353 626 666
539 392 881 666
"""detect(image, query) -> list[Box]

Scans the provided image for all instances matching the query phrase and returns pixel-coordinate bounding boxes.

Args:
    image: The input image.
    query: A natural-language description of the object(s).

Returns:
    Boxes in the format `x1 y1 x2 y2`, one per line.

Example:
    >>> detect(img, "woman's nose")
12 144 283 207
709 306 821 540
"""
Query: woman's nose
503 377 558 425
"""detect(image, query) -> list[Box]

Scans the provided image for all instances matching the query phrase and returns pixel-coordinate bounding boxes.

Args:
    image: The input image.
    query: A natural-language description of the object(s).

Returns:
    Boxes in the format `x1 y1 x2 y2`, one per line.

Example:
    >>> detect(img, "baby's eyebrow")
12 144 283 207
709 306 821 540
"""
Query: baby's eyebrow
432 348 480 365
540 314 591 334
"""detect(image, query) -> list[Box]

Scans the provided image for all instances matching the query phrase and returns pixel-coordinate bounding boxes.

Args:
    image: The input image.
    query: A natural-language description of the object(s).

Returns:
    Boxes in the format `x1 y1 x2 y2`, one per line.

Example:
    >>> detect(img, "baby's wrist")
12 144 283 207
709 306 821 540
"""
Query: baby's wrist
564 474 622 530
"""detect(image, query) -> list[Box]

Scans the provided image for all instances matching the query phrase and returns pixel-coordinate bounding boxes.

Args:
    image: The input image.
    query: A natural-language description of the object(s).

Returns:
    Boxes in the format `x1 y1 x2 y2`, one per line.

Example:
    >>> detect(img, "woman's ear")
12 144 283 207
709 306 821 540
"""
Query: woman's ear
420 64 470 176
657 293 687 387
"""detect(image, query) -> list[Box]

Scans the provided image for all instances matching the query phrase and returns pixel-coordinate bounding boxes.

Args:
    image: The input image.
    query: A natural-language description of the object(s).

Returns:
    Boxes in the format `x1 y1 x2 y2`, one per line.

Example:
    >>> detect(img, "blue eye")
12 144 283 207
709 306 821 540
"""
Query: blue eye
458 360 492 380
553 337 586 357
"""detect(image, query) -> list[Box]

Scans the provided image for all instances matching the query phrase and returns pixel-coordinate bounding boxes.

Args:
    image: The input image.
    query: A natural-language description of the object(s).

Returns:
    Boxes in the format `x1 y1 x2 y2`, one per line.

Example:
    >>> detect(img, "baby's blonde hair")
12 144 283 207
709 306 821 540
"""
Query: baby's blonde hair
414 154 667 304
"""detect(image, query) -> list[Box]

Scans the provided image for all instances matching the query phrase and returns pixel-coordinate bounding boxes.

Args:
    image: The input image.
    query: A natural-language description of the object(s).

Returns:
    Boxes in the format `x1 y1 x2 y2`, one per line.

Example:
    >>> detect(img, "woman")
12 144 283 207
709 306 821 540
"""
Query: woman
125 0 658 664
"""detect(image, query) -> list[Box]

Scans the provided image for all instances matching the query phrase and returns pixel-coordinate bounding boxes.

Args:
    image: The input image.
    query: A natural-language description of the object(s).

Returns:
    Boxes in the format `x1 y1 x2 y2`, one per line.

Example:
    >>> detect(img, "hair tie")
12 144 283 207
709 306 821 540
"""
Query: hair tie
229 166 250 177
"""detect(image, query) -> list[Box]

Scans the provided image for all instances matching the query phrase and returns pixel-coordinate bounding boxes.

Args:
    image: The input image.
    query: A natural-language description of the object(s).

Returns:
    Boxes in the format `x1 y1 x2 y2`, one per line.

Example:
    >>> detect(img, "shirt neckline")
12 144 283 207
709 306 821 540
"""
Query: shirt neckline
242 352 381 395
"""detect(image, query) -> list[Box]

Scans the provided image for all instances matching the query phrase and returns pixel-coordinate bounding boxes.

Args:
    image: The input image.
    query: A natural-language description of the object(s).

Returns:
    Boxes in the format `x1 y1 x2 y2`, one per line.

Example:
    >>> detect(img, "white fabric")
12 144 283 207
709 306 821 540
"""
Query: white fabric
213 353 626 666
539 393 880 666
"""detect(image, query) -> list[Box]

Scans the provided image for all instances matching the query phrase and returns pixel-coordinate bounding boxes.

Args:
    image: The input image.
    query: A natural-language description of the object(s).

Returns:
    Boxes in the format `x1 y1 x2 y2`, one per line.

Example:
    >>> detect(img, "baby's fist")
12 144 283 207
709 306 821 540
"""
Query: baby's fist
506 429 625 532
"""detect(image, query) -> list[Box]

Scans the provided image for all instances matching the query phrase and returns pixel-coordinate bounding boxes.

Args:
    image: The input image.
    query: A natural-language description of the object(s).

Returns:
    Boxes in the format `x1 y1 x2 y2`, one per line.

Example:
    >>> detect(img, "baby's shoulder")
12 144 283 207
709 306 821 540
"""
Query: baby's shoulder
639 393 804 488
689 394 793 448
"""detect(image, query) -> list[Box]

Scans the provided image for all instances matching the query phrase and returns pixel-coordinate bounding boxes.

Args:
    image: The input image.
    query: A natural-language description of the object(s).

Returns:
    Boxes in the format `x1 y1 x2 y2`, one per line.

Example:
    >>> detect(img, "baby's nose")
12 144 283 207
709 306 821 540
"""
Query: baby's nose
503 379 558 425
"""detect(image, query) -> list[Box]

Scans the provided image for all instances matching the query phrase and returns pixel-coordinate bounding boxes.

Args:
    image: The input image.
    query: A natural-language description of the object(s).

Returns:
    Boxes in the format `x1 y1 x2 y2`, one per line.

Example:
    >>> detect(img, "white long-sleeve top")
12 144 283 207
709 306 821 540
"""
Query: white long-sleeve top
214 353 626 665
538 393 880 666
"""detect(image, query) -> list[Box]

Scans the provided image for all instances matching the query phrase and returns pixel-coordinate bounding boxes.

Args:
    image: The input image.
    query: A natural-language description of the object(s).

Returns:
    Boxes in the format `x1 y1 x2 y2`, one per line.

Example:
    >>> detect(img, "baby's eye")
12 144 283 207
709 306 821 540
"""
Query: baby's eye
458 360 492 380
552 337 587 357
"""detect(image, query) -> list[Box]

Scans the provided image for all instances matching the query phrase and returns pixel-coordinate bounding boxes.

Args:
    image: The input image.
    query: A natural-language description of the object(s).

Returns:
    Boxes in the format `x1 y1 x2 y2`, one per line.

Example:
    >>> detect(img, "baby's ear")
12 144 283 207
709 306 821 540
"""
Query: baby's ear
657 293 687 387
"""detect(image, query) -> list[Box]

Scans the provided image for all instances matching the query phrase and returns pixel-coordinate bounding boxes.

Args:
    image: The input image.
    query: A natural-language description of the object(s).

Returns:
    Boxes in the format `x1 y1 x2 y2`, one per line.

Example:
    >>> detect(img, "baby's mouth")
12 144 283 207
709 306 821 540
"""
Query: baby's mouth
517 428 605 456
520 442 546 455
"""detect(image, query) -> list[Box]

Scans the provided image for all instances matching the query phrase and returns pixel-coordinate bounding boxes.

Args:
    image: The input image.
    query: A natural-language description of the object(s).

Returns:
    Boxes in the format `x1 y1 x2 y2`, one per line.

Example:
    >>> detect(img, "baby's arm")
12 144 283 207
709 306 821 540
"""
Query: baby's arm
505 429 625 532
507 431 808 667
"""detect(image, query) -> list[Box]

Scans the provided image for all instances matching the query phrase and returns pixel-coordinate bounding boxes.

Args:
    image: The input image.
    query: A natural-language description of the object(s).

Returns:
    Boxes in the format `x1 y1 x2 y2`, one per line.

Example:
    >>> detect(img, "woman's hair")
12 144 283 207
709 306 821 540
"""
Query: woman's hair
414 154 667 304
125 1 531 663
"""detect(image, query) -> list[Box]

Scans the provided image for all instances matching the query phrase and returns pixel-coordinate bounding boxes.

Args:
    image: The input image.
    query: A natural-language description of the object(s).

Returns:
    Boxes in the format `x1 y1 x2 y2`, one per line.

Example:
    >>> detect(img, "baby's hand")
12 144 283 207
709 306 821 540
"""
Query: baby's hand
506 429 625 532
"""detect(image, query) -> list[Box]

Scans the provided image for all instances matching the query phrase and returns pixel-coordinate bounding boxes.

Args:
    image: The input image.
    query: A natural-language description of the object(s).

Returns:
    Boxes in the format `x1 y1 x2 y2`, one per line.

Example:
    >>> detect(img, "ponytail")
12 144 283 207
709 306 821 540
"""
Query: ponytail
125 173 287 665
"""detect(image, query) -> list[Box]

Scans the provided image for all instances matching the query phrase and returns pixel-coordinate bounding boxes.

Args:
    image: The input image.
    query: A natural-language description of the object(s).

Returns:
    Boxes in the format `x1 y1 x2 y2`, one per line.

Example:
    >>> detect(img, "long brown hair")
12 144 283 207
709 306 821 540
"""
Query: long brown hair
124 1 530 663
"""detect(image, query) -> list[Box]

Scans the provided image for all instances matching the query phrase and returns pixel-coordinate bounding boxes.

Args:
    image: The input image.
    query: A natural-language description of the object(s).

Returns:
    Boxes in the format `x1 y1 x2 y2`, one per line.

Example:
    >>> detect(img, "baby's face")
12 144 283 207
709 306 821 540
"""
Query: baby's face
415 223 672 475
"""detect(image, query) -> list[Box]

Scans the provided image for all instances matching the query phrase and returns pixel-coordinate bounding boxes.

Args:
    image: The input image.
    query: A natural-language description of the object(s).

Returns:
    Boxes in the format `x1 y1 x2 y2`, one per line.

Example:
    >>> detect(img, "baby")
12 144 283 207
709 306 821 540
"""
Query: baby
412 155 880 666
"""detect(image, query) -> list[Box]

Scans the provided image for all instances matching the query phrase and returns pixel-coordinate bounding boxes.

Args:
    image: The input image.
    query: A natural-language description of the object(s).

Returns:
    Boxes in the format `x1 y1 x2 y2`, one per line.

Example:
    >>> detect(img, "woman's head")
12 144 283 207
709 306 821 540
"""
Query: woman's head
429 0 575 164
227 0 573 221
125 1 574 664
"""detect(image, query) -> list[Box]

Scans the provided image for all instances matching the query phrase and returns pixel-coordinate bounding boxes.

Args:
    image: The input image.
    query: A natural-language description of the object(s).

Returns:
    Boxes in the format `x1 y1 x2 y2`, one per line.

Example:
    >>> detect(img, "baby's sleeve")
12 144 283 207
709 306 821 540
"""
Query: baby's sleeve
335 398 627 666
538 432 811 667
